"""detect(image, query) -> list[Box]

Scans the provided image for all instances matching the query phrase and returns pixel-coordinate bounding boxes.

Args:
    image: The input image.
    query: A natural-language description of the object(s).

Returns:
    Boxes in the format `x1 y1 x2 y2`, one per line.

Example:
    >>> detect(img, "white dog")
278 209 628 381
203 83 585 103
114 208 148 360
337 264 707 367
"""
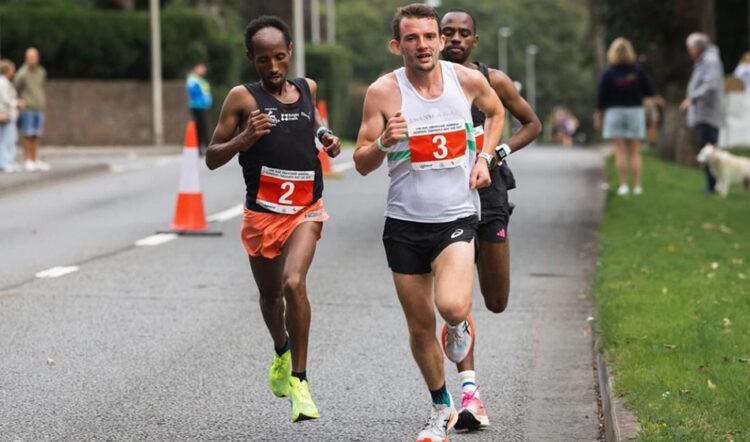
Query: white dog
696 144 750 197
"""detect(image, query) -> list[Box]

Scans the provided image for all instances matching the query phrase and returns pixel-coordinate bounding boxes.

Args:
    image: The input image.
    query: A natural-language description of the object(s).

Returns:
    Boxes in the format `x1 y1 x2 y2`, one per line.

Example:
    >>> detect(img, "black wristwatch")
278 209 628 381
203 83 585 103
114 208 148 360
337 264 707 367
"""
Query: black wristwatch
495 143 511 161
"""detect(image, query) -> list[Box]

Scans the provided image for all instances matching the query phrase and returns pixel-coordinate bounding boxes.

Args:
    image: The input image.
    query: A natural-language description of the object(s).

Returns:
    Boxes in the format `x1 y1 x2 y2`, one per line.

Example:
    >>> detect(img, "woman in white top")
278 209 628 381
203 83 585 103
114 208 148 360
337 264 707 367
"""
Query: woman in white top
0 59 20 172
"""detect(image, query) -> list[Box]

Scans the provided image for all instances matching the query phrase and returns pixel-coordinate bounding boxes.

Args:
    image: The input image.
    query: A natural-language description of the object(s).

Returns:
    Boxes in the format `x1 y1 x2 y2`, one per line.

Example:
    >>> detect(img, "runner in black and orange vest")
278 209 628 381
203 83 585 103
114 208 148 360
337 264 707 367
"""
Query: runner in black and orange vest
205 15 340 423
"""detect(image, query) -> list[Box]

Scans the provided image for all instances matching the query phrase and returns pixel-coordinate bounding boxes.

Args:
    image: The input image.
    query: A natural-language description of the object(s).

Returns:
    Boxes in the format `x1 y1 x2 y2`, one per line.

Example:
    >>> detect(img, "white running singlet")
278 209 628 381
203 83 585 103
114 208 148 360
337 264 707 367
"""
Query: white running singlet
385 61 480 223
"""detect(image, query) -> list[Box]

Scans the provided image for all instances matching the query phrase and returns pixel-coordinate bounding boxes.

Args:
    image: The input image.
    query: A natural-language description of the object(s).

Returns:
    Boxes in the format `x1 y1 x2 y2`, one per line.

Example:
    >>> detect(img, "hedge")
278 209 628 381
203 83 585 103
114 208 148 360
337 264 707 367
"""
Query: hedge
0 6 235 85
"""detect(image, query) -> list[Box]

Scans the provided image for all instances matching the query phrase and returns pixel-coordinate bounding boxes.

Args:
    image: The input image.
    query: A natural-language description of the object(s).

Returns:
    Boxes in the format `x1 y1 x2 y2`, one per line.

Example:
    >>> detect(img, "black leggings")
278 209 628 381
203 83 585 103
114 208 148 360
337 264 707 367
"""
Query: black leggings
694 123 718 192
191 108 209 150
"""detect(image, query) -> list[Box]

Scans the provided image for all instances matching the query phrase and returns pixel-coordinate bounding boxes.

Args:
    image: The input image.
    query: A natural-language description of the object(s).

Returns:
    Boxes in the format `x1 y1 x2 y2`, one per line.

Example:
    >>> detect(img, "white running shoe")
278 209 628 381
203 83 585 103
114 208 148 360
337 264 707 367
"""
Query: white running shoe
24 160 37 171
35 161 51 171
441 314 475 363
616 184 629 196
633 186 643 195
416 399 458 442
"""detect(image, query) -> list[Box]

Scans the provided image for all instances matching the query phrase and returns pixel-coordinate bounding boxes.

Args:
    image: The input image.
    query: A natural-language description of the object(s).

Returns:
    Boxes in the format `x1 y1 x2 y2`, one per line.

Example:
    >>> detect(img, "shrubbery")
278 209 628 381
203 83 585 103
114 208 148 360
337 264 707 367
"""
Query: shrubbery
0 6 234 84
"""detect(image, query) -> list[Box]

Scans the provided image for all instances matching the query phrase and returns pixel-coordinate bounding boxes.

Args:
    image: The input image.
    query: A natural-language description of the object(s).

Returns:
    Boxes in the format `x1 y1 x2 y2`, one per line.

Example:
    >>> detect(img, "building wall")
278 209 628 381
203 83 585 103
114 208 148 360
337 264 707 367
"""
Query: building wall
43 80 189 146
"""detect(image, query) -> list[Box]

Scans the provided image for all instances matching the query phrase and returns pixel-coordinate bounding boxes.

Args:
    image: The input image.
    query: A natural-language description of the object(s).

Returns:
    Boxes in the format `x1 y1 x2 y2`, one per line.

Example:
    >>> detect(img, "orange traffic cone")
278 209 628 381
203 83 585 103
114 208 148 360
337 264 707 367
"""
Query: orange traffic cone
316 100 341 179
160 122 221 236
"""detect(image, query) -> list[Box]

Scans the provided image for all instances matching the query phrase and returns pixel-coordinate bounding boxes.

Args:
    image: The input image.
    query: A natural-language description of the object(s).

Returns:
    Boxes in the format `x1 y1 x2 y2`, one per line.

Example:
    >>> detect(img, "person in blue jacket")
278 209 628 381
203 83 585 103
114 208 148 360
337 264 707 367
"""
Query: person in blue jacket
186 62 212 154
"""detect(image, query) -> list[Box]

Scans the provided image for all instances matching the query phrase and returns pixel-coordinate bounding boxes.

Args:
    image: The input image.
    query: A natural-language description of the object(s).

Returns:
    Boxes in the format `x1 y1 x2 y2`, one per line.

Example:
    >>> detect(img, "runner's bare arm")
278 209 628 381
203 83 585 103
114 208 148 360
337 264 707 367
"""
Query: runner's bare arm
489 69 542 151
458 67 503 188
306 78 341 158
470 71 504 156
354 78 406 176
205 86 272 170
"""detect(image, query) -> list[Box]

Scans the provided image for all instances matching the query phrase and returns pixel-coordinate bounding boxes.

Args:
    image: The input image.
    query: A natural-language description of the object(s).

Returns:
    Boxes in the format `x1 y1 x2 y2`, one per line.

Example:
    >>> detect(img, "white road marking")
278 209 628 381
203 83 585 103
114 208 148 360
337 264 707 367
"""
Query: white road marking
36 266 79 279
207 204 244 223
135 233 178 246
332 161 355 173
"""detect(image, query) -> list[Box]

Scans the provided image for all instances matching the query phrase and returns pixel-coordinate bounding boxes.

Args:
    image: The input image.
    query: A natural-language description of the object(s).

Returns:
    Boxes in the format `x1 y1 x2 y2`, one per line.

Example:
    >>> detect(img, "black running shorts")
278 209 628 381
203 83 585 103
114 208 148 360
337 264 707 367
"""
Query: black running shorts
382 215 479 274
477 162 515 243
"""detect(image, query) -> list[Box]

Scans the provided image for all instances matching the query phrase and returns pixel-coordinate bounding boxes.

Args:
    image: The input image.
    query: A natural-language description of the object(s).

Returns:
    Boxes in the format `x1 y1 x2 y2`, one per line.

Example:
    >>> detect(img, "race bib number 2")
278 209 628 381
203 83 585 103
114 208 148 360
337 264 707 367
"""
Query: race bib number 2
408 120 467 170
256 166 314 214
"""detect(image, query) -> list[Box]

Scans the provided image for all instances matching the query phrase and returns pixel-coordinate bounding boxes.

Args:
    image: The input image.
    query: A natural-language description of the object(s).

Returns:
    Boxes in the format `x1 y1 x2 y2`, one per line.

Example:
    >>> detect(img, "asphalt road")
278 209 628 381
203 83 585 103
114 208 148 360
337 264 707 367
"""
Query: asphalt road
0 145 604 441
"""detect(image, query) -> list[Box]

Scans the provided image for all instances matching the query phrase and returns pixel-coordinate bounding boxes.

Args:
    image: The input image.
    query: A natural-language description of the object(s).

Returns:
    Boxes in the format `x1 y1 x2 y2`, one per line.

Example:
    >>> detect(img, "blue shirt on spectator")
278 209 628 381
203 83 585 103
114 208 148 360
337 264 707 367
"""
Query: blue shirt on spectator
186 73 212 110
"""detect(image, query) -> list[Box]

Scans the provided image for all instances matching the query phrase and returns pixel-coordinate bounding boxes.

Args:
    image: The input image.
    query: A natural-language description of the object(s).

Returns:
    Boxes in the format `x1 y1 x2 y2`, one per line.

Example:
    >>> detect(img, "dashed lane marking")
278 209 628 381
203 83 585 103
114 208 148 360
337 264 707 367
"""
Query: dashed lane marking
36 266 79 279
207 204 244 223
135 233 178 246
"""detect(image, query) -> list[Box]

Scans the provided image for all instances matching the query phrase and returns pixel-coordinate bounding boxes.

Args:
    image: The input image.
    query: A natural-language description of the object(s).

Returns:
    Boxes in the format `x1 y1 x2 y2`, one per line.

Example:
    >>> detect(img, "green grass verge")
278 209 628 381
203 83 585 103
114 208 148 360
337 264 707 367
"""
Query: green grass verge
594 149 750 441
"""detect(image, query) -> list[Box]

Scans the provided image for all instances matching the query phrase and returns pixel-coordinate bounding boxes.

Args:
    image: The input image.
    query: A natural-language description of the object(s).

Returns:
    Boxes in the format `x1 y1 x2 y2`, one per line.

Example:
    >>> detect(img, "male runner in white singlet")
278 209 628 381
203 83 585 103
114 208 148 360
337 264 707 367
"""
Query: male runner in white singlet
353 4 504 441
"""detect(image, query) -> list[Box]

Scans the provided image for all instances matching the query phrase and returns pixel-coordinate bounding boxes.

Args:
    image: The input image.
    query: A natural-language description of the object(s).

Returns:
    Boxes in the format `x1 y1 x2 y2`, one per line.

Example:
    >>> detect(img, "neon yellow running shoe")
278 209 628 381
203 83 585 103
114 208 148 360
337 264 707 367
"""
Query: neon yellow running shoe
269 350 291 398
289 377 320 422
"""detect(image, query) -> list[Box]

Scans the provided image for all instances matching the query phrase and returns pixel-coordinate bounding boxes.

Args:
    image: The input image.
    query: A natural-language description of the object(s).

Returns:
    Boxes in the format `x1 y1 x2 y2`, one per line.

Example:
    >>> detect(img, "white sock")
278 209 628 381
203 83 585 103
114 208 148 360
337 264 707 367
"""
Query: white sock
459 370 478 396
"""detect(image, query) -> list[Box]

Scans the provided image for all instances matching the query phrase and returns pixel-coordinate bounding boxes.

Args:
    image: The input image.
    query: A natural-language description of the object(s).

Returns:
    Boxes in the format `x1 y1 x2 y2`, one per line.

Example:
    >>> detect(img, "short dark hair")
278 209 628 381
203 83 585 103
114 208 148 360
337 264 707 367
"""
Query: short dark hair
244 15 292 54
441 8 477 34
392 3 440 41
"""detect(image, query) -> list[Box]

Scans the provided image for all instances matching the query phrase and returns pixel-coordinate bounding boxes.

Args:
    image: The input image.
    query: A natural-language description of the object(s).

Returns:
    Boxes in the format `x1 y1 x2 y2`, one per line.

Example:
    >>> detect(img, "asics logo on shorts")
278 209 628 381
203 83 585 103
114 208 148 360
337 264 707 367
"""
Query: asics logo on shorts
451 229 464 239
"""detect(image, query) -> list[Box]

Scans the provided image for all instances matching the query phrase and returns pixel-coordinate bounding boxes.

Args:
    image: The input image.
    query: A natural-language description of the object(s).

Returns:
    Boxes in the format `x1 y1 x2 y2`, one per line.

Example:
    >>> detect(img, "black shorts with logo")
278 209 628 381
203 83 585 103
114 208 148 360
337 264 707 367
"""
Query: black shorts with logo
382 215 479 275
477 162 515 243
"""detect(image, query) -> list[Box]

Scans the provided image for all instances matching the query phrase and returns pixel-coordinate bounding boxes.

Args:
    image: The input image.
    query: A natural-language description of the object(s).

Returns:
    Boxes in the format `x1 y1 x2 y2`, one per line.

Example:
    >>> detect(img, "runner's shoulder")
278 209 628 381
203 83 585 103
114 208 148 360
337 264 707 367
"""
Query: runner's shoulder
484 67 514 88
366 72 398 99
225 84 259 112
454 63 488 86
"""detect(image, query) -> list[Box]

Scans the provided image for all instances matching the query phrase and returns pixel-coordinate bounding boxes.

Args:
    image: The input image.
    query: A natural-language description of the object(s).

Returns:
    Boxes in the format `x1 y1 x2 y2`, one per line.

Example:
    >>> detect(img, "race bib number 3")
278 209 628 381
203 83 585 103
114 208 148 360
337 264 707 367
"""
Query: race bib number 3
409 120 467 170
256 166 315 214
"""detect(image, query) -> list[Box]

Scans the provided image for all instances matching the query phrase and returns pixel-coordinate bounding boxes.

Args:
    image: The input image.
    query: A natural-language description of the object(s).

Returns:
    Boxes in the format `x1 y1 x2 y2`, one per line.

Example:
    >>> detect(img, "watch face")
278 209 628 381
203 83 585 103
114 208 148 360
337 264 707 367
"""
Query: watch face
496 144 509 159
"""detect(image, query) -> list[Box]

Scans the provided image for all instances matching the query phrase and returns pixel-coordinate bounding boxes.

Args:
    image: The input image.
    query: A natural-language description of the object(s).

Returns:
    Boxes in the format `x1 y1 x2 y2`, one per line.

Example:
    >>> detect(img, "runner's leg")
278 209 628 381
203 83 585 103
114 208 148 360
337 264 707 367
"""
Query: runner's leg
249 255 286 349
393 272 444 390
454 237 510 373
433 240 475 324
280 221 322 373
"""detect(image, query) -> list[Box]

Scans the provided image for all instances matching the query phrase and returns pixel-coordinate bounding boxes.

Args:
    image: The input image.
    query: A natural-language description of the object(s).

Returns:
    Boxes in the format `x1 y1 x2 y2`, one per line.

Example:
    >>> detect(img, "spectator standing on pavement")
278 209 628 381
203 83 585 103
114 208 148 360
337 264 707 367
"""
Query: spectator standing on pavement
205 16 340 423
186 62 212 155
680 32 724 194
14 47 49 172
595 37 655 196
732 51 750 93
0 59 21 173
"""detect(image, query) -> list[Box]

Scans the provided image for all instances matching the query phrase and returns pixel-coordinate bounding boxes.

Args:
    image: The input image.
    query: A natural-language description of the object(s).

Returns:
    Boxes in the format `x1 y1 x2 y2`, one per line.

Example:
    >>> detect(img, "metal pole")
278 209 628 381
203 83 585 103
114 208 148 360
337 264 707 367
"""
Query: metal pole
526 44 538 112
149 0 164 146
311 0 321 44
326 0 335 44
293 0 305 77
498 27 511 72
